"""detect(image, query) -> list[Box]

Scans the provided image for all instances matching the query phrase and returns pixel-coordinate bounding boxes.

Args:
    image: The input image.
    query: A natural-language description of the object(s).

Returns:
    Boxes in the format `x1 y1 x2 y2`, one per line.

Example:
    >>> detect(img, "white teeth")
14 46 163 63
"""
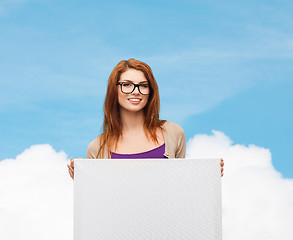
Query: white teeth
129 99 140 102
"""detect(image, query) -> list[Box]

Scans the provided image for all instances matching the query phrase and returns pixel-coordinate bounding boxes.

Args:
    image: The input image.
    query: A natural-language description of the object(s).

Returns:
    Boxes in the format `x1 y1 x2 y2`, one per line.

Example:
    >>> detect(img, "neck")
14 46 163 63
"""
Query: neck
120 108 145 134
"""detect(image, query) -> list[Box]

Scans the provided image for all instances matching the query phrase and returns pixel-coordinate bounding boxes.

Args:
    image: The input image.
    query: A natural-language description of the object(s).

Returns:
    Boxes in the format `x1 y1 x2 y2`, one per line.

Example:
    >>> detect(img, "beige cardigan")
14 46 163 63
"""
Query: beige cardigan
86 121 186 159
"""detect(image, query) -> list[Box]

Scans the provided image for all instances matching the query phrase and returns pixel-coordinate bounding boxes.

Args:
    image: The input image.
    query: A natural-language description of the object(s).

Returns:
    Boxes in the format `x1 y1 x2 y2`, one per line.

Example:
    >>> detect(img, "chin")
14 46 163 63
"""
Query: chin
120 103 146 113
127 107 145 112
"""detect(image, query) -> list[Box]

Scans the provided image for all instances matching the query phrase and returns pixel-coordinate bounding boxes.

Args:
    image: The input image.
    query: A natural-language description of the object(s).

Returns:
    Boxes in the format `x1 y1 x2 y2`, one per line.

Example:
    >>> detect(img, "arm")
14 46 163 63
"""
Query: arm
175 126 186 158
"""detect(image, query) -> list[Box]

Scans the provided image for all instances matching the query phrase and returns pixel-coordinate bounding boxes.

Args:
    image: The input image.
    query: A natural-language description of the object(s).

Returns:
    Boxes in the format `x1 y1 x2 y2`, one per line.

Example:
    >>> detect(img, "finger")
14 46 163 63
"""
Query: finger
70 158 74 168
78 157 84 159
220 159 224 167
221 173 224 177
221 167 223 173
69 169 74 179
68 169 73 178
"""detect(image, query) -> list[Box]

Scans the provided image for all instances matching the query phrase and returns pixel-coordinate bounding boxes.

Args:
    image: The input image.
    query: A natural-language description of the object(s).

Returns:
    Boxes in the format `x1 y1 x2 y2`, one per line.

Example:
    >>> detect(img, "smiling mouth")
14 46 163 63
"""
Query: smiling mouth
128 99 142 102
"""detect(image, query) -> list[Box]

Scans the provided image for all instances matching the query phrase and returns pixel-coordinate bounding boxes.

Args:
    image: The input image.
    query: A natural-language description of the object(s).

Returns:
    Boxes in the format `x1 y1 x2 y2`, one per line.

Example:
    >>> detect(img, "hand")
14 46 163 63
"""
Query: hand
220 158 224 177
67 157 83 180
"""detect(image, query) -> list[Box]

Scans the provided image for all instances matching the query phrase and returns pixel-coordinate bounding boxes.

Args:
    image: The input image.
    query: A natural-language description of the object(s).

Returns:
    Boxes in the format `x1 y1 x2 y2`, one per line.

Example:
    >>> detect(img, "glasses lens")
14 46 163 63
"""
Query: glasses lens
121 82 134 93
138 83 150 95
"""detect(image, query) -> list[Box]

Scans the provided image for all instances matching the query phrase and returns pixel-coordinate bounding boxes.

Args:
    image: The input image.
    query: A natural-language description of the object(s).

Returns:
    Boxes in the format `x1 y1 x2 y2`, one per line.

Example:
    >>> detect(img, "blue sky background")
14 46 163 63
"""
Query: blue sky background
0 0 292 177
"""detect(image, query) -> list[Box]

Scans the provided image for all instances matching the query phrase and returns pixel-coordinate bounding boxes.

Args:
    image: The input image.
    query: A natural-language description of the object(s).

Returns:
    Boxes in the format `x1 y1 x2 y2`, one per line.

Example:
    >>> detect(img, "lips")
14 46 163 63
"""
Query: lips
128 98 142 104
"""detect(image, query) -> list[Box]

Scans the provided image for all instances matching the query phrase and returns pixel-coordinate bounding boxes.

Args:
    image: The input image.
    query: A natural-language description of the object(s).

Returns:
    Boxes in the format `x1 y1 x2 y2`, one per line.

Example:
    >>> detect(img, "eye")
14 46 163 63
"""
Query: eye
140 84 149 88
122 83 132 87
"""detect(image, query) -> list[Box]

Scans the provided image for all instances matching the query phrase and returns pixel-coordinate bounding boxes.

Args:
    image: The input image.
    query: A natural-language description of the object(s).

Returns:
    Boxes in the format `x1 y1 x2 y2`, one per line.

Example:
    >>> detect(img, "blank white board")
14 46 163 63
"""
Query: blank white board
74 159 222 240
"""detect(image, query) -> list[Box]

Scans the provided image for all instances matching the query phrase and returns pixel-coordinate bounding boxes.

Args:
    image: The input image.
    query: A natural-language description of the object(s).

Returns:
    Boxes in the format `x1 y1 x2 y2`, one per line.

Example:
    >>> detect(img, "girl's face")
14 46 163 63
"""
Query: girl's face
117 69 149 113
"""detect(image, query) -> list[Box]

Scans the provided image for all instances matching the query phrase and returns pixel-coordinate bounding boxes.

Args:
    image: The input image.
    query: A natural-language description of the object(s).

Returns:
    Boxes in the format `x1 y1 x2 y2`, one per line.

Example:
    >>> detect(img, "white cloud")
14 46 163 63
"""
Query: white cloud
1 132 292 240
187 130 293 240
0 144 73 240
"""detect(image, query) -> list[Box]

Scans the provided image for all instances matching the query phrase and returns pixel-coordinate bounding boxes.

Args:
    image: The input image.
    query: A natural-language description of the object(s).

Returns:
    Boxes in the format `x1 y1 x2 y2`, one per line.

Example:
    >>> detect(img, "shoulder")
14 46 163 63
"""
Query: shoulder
87 135 102 149
162 121 185 137
86 135 102 159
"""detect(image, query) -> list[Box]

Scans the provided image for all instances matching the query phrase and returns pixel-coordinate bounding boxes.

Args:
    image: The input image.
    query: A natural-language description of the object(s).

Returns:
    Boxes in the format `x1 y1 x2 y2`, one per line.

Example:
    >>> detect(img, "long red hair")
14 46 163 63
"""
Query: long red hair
97 58 166 158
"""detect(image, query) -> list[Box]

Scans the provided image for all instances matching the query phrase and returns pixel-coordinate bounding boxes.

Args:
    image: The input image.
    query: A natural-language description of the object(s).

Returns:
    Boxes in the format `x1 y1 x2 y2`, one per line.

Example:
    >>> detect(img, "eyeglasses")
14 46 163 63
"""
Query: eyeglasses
117 82 150 95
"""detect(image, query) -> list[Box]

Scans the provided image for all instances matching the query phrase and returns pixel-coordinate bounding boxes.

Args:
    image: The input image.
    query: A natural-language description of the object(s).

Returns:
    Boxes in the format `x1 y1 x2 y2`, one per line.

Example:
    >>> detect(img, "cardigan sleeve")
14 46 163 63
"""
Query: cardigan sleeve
162 121 186 158
175 125 186 158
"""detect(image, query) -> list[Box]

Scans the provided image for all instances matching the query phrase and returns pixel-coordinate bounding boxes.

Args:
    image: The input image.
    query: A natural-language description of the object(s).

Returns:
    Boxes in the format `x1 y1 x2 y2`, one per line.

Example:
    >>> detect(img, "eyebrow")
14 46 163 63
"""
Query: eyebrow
121 80 149 84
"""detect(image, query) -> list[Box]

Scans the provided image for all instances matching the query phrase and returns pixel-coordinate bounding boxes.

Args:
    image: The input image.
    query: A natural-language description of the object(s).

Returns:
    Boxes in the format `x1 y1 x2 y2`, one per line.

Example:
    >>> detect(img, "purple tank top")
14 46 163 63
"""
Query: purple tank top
111 143 167 159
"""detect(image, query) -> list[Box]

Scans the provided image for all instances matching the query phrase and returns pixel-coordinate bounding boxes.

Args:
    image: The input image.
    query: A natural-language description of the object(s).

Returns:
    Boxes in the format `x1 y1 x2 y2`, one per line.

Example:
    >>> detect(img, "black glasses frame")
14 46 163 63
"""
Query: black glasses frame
116 82 150 95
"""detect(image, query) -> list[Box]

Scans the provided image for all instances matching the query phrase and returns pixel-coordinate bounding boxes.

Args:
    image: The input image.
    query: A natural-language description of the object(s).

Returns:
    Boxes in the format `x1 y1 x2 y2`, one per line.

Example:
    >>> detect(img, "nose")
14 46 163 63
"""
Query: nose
132 85 140 94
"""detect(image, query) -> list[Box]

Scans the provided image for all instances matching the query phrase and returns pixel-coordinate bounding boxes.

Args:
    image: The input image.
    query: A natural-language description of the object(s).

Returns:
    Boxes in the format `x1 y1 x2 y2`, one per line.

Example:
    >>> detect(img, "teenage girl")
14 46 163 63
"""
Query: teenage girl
67 58 224 179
